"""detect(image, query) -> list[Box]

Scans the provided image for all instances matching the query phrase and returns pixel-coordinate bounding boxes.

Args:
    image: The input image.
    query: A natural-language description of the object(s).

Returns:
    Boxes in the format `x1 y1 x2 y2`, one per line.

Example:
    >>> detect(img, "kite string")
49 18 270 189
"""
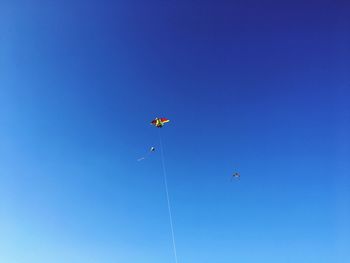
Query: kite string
159 131 179 263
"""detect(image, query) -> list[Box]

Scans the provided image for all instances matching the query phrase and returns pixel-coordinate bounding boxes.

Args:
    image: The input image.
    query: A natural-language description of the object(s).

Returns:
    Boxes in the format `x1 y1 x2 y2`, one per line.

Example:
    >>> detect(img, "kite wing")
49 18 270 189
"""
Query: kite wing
160 118 170 123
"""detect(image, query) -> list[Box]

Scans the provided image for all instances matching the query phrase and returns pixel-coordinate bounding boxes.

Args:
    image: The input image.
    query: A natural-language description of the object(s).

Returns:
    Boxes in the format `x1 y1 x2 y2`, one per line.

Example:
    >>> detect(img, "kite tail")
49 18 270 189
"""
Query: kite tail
159 131 179 263
137 149 153 162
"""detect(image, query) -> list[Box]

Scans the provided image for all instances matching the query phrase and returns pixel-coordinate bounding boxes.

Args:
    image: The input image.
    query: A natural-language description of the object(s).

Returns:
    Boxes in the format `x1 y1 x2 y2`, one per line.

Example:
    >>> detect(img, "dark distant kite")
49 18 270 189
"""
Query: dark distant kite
231 172 240 180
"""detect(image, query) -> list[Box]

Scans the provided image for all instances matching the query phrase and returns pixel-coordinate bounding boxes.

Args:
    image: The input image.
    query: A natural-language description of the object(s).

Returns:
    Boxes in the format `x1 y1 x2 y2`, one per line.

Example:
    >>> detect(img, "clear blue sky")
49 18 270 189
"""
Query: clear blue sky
1 0 349 262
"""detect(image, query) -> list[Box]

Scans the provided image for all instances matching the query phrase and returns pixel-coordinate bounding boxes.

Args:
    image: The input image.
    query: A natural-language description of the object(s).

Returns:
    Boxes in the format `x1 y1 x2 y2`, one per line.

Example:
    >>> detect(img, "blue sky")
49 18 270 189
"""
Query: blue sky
1 0 349 262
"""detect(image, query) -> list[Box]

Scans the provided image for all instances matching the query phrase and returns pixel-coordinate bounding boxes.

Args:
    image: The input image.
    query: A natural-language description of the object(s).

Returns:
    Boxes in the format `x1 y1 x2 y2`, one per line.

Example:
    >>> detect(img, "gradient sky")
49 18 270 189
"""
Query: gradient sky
1 0 350 262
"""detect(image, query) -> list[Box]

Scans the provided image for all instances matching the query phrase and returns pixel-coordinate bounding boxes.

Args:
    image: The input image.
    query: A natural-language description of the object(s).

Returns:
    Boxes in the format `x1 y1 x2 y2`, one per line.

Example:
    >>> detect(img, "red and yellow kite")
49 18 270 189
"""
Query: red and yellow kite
151 117 170 128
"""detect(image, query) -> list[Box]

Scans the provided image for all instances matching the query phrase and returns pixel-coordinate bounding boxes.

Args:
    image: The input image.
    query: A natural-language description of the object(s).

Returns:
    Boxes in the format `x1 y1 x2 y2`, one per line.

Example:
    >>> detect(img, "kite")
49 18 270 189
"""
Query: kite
151 117 170 128
137 146 156 161
231 172 240 180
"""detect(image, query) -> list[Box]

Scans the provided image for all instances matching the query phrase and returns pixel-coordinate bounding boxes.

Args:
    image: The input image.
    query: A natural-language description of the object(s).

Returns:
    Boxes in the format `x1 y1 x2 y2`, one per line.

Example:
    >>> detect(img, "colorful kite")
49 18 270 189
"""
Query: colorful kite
151 117 170 128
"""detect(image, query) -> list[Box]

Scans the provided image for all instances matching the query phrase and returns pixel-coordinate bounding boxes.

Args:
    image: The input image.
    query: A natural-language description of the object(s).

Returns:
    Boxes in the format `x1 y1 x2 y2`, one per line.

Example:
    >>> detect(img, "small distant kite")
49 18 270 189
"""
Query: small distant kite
137 147 156 161
151 117 170 128
231 172 240 180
